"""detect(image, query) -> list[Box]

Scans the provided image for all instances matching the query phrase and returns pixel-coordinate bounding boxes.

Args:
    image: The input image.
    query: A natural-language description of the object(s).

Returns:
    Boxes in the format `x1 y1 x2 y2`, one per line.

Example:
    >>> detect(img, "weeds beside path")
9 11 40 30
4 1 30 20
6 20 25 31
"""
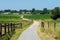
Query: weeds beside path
37 20 56 40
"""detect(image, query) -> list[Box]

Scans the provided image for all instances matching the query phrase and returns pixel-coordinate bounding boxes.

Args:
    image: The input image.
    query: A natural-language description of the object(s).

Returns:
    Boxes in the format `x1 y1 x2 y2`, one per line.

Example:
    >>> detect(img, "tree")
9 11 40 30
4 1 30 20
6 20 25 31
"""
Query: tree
51 7 60 20
19 10 22 14
4 9 11 12
24 9 27 14
43 8 48 14
0 10 4 14
10 10 18 13
0 10 3 14
31 8 36 14
53 7 60 15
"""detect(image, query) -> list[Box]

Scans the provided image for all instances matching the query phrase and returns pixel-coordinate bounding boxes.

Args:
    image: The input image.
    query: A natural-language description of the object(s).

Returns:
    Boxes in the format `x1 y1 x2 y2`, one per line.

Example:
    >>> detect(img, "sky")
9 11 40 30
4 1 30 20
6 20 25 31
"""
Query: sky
0 0 60 10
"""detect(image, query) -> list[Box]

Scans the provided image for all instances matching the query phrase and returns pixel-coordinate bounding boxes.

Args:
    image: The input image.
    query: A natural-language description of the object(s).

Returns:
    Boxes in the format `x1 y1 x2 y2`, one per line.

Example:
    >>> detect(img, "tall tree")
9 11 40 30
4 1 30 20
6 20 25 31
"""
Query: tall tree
0 10 3 14
10 10 18 13
4 9 11 12
19 10 22 14
24 9 27 14
31 8 36 14
43 8 48 14
51 7 60 20
0 10 4 14
53 7 60 15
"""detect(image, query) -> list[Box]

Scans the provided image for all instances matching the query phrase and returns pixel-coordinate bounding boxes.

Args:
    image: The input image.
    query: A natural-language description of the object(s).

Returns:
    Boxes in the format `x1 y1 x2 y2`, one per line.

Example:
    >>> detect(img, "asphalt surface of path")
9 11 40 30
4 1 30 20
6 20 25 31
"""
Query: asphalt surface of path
18 21 40 40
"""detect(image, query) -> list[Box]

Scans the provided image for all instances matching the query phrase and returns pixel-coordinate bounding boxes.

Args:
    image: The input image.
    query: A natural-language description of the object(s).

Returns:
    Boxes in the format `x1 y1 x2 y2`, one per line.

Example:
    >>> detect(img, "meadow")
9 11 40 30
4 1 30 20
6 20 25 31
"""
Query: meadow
23 14 52 20
0 14 22 23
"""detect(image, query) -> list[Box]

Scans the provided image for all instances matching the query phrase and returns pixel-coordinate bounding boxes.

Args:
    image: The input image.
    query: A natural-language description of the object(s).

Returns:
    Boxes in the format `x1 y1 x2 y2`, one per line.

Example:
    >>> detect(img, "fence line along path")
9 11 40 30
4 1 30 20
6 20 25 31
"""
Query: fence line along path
18 21 40 40
0 22 22 40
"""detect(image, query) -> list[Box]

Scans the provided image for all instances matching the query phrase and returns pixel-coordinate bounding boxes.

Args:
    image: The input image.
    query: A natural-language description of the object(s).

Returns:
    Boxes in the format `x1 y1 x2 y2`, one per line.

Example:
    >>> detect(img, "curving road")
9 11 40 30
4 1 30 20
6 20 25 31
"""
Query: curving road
18 21 40 40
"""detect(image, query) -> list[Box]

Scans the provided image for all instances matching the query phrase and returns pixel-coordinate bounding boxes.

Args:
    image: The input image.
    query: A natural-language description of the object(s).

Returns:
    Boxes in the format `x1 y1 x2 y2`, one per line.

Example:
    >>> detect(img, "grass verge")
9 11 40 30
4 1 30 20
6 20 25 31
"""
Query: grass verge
37 21 55 40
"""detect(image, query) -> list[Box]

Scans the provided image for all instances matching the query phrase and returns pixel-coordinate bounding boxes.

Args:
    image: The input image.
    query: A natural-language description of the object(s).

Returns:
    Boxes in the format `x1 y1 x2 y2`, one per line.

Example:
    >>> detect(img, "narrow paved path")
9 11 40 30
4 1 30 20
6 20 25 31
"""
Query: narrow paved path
18 21 40 40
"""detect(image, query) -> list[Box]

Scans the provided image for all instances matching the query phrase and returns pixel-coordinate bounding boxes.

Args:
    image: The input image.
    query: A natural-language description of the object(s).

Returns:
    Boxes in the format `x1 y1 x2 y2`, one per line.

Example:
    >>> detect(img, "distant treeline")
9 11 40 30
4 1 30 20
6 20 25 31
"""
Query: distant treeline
0 7 60 20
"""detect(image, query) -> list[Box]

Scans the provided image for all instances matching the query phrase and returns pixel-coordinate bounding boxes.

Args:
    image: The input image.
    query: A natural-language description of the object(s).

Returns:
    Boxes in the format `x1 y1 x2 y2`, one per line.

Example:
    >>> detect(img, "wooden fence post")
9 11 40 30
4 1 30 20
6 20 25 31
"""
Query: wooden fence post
13 24 15 31
20 23 22 29
11 23 13 32
41 22 44 28
48 22 49 28
0 23 2 40
8 23 10 33
54 22 56 30
4 23 6 35
12 23 14 31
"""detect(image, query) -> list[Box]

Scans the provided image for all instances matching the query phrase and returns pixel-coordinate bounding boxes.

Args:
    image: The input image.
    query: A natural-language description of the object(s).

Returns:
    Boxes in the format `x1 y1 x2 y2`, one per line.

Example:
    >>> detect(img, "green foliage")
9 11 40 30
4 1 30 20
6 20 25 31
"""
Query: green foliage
51 7 60 20
0 14 22 22
24 14 52 20
0 14 20 19
43 8 48 14
31 8 36 14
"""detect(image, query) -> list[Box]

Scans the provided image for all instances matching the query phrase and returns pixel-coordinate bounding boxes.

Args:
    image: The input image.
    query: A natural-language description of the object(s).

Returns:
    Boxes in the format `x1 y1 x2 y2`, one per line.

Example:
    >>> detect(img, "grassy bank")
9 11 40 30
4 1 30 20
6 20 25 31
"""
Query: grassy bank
37 20 60 40
37 26 55 40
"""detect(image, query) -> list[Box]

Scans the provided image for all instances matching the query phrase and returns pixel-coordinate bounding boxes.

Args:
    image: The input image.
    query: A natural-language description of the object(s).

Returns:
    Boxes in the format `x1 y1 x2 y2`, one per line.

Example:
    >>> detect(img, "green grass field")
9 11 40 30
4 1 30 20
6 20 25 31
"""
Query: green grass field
0 14 22 23
23 14 52 20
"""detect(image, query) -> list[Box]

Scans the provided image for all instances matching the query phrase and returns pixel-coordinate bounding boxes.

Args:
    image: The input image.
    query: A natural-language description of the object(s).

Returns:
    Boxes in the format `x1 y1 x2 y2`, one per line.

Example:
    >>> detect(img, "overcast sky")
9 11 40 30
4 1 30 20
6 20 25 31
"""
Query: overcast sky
0 0 60 10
